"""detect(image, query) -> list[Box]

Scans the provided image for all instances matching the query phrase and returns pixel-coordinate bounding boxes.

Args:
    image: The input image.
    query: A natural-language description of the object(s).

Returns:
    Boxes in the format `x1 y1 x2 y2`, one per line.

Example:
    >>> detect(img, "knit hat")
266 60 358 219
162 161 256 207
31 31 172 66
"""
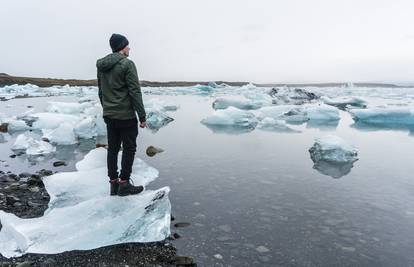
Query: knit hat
109 33 129 52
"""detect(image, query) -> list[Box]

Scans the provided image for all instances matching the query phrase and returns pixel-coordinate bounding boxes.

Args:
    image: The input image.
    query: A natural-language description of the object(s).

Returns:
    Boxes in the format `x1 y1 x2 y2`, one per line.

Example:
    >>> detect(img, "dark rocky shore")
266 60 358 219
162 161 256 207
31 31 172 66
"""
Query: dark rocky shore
0 169 196 267
0 73 407 88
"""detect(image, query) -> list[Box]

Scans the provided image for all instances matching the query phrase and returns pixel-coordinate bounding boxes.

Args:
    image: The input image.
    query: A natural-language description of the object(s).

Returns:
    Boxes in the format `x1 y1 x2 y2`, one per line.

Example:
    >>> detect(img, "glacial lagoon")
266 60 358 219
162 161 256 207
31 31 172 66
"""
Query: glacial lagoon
1 84 414 266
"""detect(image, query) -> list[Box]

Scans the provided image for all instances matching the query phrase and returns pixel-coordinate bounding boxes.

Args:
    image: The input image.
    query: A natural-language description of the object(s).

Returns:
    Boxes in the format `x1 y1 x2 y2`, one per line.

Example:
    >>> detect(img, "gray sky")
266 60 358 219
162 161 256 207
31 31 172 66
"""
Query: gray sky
1 0 414 83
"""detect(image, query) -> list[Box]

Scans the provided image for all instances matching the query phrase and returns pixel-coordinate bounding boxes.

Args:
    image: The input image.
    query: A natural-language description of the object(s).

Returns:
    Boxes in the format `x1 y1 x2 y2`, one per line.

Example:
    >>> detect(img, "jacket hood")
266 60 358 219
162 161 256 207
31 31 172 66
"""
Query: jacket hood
96 53 126 72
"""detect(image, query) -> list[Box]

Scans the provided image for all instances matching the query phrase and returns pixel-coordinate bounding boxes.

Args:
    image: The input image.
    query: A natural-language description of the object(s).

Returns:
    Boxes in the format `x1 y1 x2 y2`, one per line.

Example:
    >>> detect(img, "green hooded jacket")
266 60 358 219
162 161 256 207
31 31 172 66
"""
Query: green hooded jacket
96 53 146 122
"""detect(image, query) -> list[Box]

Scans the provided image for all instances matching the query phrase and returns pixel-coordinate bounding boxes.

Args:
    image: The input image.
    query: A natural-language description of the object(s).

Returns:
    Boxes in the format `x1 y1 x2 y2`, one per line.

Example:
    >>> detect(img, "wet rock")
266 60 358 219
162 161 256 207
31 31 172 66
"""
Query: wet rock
19 172 32 178
0 122 8 132
256 245 270 253
174 256 196 266
8 173 18 180
174 222 191 228
0 175 14 183
16 261 33 267
53 161 66 167
168 233 181 240
146 145 165 157
6 195 20 205
37 169 53 177
28 176 44 187
213 254 223 260
29 186 40 193
9 154 17 158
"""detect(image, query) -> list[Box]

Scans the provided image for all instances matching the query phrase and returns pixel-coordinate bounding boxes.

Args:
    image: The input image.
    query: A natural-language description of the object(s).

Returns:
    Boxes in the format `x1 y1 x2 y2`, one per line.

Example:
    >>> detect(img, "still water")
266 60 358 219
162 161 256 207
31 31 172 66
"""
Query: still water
1 94 414 266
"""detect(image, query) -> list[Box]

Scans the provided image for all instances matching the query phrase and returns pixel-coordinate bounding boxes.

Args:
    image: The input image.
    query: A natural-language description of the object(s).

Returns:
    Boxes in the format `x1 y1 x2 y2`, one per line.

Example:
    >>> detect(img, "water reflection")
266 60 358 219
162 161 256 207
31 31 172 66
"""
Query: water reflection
351 121 414 135
306 120 339 131
202 124 256 135
312 160 357 179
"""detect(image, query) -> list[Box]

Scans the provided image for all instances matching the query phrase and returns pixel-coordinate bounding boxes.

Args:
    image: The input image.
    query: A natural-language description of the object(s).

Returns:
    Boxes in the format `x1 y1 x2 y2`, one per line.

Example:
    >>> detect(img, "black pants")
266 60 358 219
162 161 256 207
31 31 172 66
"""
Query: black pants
104 117 138 181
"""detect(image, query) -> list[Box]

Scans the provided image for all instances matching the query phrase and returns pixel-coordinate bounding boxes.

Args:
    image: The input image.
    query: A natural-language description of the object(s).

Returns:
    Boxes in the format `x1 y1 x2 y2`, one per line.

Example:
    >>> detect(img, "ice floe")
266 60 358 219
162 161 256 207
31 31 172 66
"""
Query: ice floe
268 87 319 105
0 148 171 258
309 135 358 178
321 96 367 110
46 101 93 115
349 107 414 126
12 133 56 156
212 97 262 110
201 107 258 129
42 123 77 145
257 117 300 133
309 135 358 163
146 110 174 132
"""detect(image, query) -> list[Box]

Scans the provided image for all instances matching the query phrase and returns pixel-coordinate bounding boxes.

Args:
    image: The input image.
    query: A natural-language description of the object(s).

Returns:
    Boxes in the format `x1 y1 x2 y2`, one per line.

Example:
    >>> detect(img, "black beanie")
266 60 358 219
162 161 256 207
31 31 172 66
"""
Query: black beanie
109 33 129 52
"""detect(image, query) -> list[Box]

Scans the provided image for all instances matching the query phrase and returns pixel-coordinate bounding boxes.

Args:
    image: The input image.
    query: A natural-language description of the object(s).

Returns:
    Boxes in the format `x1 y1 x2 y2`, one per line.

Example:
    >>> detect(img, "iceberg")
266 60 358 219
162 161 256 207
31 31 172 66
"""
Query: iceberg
31 113 81 130
146 110 174 132
309 135 358 163
26 139 56 156
0 148 171 258
305 104 340 121
212 97 262 110
257 117 300 133
12 133 56 155
145 98 179 112
268 87 319 105
201 107 258 129
6 119 31 132
349 107 414 126
321 96 367 110
46 101 93 115
257 104 340 124
257 105 308 123
42 123 77 145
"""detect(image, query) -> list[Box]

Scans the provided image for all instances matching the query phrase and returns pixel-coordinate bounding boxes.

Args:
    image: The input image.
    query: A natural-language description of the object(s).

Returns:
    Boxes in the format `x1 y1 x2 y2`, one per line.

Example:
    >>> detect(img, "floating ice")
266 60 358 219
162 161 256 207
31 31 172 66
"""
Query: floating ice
42 123 77 145
257 104 339 124
46 101 93 115
74 117 97 139
212 97 262 110
309 135 358 163
321 96 367 110
31 113 81 130
26 139 56 156
257 117 300 133
146 110 174 132
201 107 258 128
305 104 340 121
268 87 319 105
257 105 308 123
0 148 170 258
349 107 414 126
6 119 31 132
11 133 33 150
12 133 56 155
145 98 179 111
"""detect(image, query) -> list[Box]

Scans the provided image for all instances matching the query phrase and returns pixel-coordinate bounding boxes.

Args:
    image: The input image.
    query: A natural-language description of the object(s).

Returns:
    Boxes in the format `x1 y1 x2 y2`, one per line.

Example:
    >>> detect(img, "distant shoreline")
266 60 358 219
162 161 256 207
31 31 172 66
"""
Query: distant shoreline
0 73 411 88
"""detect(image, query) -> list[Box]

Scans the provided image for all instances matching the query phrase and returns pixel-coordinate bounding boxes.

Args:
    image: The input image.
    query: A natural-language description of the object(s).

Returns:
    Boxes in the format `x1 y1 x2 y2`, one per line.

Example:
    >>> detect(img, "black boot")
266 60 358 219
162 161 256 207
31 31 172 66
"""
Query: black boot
109 179 119 196
118 179 144 196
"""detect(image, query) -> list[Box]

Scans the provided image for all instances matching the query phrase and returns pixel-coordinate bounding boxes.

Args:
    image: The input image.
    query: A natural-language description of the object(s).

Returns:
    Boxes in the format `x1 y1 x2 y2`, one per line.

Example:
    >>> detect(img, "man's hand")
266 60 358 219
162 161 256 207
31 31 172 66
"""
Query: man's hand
139 121 146 128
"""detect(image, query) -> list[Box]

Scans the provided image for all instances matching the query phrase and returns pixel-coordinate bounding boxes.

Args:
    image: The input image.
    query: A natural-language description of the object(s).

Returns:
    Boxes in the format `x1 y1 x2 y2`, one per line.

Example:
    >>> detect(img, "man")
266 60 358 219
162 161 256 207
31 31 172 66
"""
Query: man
96 33 146 196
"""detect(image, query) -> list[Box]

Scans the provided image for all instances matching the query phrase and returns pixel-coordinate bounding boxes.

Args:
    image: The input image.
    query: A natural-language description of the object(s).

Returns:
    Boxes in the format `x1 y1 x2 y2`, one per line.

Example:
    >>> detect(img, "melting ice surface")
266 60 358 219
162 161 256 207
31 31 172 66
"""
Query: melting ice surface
0 148 171 258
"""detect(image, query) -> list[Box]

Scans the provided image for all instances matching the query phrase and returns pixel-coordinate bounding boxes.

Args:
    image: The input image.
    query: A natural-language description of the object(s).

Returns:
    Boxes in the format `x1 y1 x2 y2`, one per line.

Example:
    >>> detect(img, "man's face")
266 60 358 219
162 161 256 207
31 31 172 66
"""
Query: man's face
122 46 130 57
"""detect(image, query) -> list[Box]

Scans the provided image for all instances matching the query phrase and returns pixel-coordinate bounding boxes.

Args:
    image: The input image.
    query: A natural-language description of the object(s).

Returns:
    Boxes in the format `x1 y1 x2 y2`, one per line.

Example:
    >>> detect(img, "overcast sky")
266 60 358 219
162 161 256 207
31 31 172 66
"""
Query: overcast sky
1 0 414 83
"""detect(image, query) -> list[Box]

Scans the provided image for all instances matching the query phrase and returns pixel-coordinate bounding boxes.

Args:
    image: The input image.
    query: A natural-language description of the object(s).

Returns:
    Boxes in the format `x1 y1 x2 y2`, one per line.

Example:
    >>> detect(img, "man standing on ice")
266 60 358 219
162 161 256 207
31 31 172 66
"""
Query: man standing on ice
96 33 147 196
